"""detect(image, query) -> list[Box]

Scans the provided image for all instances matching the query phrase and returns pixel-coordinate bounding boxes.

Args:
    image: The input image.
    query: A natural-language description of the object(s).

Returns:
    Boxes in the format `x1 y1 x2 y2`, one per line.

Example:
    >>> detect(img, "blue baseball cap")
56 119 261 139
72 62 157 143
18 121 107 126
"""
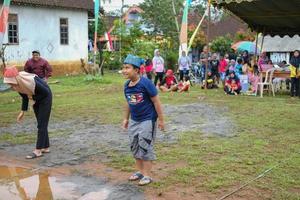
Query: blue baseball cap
124 54 142 68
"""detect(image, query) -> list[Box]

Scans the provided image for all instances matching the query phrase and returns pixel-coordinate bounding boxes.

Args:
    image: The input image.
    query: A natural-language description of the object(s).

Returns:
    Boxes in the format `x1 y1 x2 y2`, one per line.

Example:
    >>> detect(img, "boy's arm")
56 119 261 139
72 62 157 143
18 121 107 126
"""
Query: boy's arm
122 103 130 130
151 95 165 131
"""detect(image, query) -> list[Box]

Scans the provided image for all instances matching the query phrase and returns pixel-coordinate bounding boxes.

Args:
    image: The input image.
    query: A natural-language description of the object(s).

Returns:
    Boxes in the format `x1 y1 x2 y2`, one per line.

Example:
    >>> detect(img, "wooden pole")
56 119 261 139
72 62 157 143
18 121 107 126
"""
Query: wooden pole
254 32 259 64
204 0 211 89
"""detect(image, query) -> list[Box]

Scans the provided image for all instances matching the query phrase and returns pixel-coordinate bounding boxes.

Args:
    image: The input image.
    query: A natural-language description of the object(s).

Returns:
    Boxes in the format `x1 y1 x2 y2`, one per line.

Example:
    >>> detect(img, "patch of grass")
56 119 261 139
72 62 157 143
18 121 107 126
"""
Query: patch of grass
0 130 70 145
1 73 300 199
108 152 135 172
83 74 113 84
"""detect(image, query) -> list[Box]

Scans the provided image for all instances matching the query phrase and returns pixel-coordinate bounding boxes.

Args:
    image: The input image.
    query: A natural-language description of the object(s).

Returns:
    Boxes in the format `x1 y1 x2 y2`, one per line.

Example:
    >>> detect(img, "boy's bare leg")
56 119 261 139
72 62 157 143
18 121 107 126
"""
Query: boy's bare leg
136 159 143 172
141 160 152 177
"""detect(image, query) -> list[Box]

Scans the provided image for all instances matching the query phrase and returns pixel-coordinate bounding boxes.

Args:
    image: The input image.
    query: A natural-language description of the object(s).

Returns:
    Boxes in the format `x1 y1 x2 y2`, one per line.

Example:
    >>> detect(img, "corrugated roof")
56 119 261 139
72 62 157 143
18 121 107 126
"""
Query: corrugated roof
9 0 94 11
257 35 300 52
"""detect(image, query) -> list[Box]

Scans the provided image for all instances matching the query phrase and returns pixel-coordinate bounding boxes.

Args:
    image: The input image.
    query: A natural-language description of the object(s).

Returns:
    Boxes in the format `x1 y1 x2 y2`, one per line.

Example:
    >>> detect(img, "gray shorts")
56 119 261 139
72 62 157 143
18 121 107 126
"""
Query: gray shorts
128 119 157 161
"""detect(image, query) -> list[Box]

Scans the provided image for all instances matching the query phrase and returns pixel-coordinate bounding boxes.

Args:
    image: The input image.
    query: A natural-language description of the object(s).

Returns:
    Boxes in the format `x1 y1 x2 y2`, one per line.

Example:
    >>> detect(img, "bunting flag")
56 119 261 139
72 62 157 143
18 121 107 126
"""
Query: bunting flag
104 31 114 52
0 0 11 48
188 8 208 52
93 0 100 54
179 0 191 55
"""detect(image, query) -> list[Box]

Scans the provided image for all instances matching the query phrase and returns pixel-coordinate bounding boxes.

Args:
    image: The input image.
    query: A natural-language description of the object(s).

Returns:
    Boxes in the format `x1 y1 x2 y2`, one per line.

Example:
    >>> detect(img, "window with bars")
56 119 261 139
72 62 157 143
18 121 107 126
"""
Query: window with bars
8 14 19 45
60 18 68 45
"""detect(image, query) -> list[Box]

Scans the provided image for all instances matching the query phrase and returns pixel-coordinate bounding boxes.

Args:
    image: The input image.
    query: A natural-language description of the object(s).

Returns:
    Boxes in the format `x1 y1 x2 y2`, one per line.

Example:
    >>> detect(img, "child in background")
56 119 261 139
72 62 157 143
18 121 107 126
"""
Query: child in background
225 71 241 95
229 79 239 95
235 58 243 77
248 64 259 94
139 59 146 77
239 72 249 93
226 59 236 78
145 58 153 80
201 71 216 89
178 75 191 92
159 69 178 92
219 54 228 87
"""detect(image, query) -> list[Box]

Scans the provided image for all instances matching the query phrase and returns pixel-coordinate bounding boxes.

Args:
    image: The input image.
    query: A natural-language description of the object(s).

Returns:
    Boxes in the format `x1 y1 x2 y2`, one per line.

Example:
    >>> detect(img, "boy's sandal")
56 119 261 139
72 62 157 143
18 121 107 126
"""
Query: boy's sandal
129 172 144 181
138 176 152 186
26 152 43 159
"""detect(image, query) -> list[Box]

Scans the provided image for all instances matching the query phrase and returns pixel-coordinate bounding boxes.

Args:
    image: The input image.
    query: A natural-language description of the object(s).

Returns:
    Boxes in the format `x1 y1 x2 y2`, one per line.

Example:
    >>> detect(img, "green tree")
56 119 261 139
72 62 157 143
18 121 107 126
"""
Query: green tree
210 36 233 54
234 28 256 42
140 0 185 48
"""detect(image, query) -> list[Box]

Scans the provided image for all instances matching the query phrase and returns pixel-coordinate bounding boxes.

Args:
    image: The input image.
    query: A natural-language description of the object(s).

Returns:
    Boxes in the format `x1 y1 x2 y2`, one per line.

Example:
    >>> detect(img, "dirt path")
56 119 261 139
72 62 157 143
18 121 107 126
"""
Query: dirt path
0 103 235 200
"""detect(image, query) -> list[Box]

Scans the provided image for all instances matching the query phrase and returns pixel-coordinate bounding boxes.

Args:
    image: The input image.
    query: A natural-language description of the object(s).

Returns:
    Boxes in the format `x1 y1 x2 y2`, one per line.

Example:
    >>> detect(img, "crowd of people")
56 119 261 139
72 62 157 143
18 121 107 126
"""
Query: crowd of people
198 47 300 97
136 47 300 98
139 49 191 93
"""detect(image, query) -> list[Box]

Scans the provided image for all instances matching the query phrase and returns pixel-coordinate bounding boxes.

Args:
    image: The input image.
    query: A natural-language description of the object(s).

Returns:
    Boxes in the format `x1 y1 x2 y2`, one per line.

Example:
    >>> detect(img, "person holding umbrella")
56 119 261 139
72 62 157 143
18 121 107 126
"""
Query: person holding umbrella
3 66 52 159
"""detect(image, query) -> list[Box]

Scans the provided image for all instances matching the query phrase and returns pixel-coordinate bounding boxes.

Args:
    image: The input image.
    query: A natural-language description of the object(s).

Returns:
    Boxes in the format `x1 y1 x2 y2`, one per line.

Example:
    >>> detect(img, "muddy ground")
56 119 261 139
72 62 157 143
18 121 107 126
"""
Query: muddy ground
0 103 235 200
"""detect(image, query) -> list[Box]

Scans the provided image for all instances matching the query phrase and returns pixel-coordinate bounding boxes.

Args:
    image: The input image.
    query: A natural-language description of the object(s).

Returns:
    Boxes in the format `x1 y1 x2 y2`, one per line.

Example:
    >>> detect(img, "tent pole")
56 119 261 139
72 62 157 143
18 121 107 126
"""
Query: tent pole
260 34 265 52
254 32 259 63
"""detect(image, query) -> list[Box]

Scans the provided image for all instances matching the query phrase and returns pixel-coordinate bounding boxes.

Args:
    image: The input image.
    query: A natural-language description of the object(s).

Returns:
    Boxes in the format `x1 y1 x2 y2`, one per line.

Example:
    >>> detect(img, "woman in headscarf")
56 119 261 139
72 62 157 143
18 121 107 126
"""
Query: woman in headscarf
152 49 165 86
3 66 52 159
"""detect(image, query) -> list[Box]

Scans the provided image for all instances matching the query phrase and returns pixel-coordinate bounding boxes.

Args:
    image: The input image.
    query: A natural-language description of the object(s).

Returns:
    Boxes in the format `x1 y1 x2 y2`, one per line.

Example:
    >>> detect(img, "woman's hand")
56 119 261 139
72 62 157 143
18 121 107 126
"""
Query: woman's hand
17 111 25 123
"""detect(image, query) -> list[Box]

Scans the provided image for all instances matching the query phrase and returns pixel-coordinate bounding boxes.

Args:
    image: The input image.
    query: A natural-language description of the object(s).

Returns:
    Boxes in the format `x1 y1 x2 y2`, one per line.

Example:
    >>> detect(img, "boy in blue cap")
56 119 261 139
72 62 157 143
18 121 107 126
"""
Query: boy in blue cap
122 54 165 186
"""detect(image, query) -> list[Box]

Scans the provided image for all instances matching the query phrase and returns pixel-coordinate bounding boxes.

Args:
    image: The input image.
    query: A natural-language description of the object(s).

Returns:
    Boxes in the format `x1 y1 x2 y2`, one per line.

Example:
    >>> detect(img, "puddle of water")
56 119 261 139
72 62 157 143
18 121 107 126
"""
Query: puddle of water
0 166 110 200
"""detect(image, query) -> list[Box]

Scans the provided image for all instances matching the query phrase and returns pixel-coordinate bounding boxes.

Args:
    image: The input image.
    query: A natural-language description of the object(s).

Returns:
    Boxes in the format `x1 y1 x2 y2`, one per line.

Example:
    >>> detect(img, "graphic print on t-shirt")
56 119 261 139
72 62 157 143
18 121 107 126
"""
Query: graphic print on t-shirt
127 93 144 105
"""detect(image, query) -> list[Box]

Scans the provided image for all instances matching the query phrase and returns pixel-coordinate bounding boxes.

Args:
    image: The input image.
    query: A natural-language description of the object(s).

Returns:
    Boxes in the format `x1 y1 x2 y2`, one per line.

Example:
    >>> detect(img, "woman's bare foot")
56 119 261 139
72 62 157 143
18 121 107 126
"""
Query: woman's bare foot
41 148 50 153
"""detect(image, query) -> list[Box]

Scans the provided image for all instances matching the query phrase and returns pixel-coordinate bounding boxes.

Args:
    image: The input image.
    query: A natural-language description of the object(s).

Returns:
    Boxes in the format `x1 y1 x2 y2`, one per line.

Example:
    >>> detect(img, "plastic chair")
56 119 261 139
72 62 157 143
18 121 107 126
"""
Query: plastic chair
255 68 276 97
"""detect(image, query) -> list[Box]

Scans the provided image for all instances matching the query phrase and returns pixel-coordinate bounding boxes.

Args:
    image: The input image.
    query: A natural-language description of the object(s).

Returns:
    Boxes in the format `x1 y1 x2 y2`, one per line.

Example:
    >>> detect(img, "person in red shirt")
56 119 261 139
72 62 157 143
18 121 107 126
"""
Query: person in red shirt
219 54 228 87
224 71 241 95
140 64 146 77
24 51 52 82
144 58 153 80
159 69 178 92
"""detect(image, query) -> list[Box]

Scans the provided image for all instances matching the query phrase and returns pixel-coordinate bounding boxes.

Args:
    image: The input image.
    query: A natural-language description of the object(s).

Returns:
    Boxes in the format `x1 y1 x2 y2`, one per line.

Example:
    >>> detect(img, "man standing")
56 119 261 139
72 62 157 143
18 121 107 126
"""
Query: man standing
24 51 52 82
199 45 211 82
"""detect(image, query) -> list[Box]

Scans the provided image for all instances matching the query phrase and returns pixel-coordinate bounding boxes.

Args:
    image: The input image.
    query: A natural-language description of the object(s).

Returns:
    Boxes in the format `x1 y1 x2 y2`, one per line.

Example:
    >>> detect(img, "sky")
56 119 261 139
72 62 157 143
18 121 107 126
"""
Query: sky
101 0 145 12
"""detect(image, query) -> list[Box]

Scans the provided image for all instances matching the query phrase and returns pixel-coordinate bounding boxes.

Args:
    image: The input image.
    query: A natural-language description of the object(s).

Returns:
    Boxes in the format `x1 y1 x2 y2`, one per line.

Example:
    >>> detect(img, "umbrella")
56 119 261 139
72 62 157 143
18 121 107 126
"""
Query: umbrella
231 41 260 54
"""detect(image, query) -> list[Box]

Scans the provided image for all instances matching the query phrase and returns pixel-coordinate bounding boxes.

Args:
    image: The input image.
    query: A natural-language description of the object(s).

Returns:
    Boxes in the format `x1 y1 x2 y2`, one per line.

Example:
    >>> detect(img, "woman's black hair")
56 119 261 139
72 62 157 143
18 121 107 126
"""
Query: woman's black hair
145 58 151 66
253 64 259 76
237 58 243 64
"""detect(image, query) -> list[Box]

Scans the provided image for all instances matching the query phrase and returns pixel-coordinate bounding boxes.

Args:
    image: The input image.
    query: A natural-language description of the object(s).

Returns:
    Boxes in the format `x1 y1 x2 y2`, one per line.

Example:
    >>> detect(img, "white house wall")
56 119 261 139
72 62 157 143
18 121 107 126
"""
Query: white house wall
4 5 88 64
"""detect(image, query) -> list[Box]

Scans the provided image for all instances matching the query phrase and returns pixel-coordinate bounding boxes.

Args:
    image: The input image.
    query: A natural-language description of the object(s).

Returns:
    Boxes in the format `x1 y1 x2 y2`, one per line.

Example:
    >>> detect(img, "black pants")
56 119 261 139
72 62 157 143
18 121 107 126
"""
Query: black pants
154 72 164 86
224 86 241 95
290 77 300 97
33 93 52 149
146 72 152 80
179 70 189 81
